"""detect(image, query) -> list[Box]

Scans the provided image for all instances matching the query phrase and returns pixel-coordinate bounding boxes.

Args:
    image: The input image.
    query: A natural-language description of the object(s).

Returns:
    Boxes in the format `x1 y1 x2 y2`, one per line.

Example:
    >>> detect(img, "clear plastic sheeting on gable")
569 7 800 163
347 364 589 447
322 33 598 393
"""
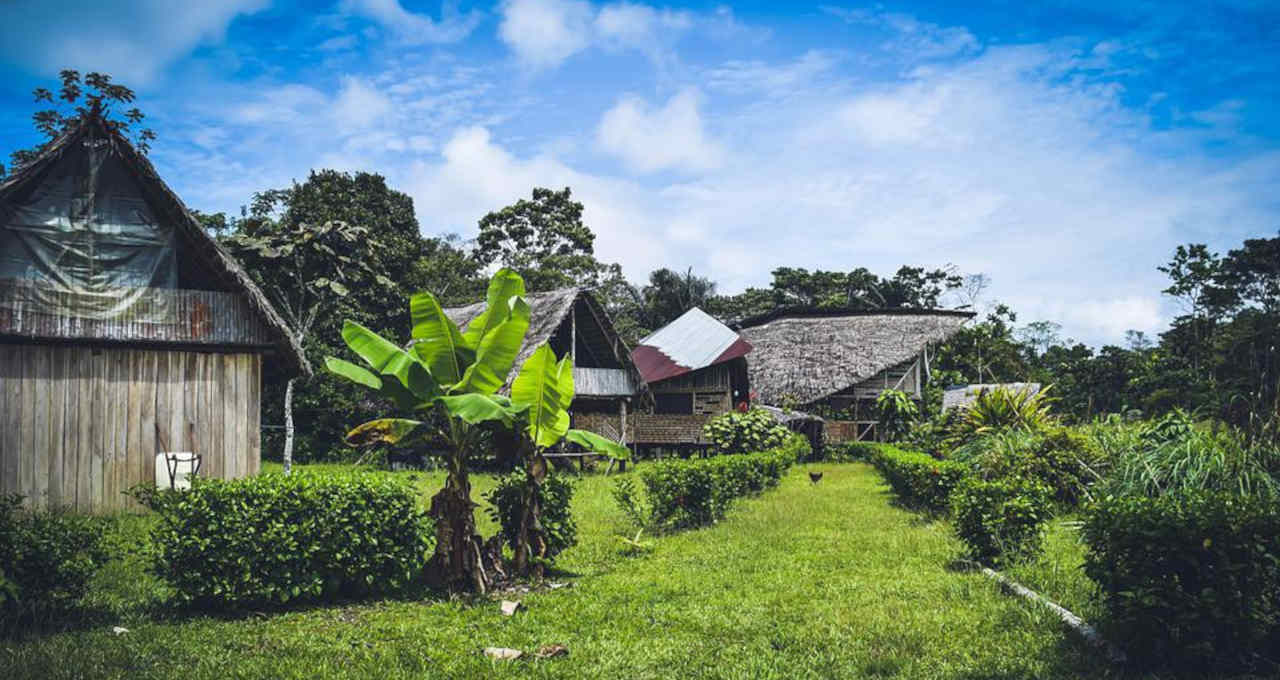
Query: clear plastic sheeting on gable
0 134 178 322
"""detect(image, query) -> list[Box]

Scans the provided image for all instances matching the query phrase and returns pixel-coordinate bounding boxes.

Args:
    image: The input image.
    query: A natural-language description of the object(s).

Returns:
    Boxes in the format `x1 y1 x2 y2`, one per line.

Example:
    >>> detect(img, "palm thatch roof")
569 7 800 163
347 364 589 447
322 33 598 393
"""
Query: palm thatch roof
443 287 640 397
0 111 310 376
738 309 973 406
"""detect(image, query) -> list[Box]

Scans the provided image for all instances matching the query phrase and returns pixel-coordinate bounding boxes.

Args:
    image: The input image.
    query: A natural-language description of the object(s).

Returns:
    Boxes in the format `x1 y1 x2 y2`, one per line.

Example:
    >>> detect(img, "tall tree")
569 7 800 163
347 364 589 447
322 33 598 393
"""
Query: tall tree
225 170 483 466
3 70 154 178
638 267 718 330
474 187 605 291
224 219 397 473
707 264 963 323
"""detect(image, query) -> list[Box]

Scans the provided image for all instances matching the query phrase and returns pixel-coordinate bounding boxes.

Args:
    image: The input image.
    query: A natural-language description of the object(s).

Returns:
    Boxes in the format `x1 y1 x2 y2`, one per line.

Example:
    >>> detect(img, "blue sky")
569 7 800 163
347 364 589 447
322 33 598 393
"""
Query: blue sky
2 1 1278 346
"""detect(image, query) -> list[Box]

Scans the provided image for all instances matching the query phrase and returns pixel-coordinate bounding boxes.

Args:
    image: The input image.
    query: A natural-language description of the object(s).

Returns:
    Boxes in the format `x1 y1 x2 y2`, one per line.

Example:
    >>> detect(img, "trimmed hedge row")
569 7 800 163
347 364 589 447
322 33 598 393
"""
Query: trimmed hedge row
134 472 433 609
616 435 807 531
867 444 968 513
1082 491 1280 671
951 477 1052 567
821 441 882 462
0 494 109 629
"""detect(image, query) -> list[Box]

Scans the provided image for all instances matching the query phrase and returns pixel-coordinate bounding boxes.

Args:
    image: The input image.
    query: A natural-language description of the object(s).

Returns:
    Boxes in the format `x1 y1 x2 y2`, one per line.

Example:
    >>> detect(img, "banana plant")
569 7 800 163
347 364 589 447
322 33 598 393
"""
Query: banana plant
325 268 627 591
506 343 629 575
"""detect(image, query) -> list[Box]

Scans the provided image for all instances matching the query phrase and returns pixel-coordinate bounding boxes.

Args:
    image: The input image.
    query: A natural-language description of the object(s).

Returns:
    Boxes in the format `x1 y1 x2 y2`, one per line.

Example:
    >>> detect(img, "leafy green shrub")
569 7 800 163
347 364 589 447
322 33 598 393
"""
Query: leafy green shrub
875 389 918 442
134 472 433 609
951 477 1052 566
619 435 806 531
703 408 793 455
823 441 881 462
1140 408 1197 446
903 408 963 457
869 445 969 513
486 470 577 562
951 426 1107 507
0 495 110 629
1082 491 1280 671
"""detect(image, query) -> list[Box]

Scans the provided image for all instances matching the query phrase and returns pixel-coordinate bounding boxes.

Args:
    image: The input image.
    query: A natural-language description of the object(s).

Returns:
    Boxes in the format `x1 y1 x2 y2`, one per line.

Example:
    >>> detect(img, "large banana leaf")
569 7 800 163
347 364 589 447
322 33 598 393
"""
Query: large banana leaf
408 291 474 386
438 393 530 427
345 418 427 447
453 297 531 395
511 343 575 449
325 356 423 411
340 321 440 401
460 268 527 348
565 429 632 460
324 356 380 389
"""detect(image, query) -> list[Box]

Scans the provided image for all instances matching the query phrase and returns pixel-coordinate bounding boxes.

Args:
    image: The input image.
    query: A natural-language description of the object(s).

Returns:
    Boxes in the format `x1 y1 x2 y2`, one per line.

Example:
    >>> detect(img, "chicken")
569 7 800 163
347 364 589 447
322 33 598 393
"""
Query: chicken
809 471 823 484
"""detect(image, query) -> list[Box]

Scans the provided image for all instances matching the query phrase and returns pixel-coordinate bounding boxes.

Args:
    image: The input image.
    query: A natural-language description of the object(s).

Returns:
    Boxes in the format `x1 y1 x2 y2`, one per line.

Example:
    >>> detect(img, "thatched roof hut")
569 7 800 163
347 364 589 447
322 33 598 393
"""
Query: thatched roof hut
737 308 973 407
1 110 308 512
443 287 640 400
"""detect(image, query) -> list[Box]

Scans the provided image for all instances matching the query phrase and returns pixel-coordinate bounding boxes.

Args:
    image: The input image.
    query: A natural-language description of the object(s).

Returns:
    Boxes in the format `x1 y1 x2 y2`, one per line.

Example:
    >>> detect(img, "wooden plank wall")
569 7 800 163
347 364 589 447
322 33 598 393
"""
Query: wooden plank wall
0 343 261 513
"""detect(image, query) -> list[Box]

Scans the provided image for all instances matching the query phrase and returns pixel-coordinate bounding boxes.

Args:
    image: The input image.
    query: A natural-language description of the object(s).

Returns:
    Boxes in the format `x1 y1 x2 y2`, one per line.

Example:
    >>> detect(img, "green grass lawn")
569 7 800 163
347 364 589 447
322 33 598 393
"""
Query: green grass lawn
2 463 1118 679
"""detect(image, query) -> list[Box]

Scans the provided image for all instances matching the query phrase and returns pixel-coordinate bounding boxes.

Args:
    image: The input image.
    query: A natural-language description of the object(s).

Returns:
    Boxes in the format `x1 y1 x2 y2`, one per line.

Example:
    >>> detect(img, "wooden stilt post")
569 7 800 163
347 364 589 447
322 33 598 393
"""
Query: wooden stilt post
619 398 628 472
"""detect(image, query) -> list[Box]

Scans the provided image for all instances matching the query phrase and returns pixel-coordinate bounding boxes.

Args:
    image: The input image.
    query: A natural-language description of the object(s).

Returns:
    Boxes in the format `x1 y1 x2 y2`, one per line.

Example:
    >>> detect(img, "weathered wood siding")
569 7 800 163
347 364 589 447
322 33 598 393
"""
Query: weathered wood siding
0 279 275 348
0 343 260 512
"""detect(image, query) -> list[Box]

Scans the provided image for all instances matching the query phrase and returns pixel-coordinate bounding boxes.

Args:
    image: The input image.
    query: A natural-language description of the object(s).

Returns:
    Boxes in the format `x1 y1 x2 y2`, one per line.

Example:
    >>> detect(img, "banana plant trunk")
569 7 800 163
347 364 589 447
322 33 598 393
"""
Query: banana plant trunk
514 453 549 578
427 464 487 592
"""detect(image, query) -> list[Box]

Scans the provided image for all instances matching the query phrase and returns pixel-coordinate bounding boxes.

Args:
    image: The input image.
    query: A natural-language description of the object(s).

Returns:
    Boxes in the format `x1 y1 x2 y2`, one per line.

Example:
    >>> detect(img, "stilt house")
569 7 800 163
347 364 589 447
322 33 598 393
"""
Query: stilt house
737 308 972 441
627 307 752 451
0 111 310 512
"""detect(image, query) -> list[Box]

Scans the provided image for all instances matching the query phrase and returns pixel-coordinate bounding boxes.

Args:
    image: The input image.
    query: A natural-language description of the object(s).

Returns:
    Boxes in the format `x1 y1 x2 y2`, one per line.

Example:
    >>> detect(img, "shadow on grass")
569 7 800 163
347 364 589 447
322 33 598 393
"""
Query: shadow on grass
1 582 464 643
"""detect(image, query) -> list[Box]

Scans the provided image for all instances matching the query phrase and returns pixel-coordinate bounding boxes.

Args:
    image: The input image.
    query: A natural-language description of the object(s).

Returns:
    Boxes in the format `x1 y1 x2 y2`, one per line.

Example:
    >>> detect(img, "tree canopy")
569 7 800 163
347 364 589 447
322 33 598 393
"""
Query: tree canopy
3 70 154 178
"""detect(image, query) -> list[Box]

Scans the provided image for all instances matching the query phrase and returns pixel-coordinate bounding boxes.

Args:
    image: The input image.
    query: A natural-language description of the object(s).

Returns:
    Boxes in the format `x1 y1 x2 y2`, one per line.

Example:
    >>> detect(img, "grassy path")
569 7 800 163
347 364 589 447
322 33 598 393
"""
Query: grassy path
2 463 1110 679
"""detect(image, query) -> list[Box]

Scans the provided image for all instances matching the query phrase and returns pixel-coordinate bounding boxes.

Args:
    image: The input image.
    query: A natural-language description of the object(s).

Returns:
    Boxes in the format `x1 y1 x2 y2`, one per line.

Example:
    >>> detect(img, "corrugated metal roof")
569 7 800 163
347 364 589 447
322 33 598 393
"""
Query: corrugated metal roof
575 367 639 397
942 383 1041 411
631 307 752 384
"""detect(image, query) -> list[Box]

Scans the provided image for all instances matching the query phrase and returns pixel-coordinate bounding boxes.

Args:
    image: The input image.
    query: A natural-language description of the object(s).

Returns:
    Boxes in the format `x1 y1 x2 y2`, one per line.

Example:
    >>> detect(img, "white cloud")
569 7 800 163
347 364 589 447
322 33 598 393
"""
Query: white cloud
498 0 594 69
822 5 979 59
705 50 840 97
595 2 691 62
403 126 671 272
1038 296 1167 343
340 0 482 44
497 0 724 70
597 89 723 172
152 11 1279 348
0 0 268 84
333 76 393 132
317 35 360 51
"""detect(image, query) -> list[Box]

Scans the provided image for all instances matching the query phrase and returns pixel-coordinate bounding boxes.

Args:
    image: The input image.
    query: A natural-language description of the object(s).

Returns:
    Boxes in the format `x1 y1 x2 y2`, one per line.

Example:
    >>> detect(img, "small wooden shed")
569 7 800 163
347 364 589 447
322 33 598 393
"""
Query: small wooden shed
0 111 309 512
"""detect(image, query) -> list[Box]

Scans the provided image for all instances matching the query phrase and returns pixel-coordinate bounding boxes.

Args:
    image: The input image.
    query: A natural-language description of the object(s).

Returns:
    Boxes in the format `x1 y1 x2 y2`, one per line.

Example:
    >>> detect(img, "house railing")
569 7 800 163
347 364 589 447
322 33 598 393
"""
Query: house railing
0 278 274 347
